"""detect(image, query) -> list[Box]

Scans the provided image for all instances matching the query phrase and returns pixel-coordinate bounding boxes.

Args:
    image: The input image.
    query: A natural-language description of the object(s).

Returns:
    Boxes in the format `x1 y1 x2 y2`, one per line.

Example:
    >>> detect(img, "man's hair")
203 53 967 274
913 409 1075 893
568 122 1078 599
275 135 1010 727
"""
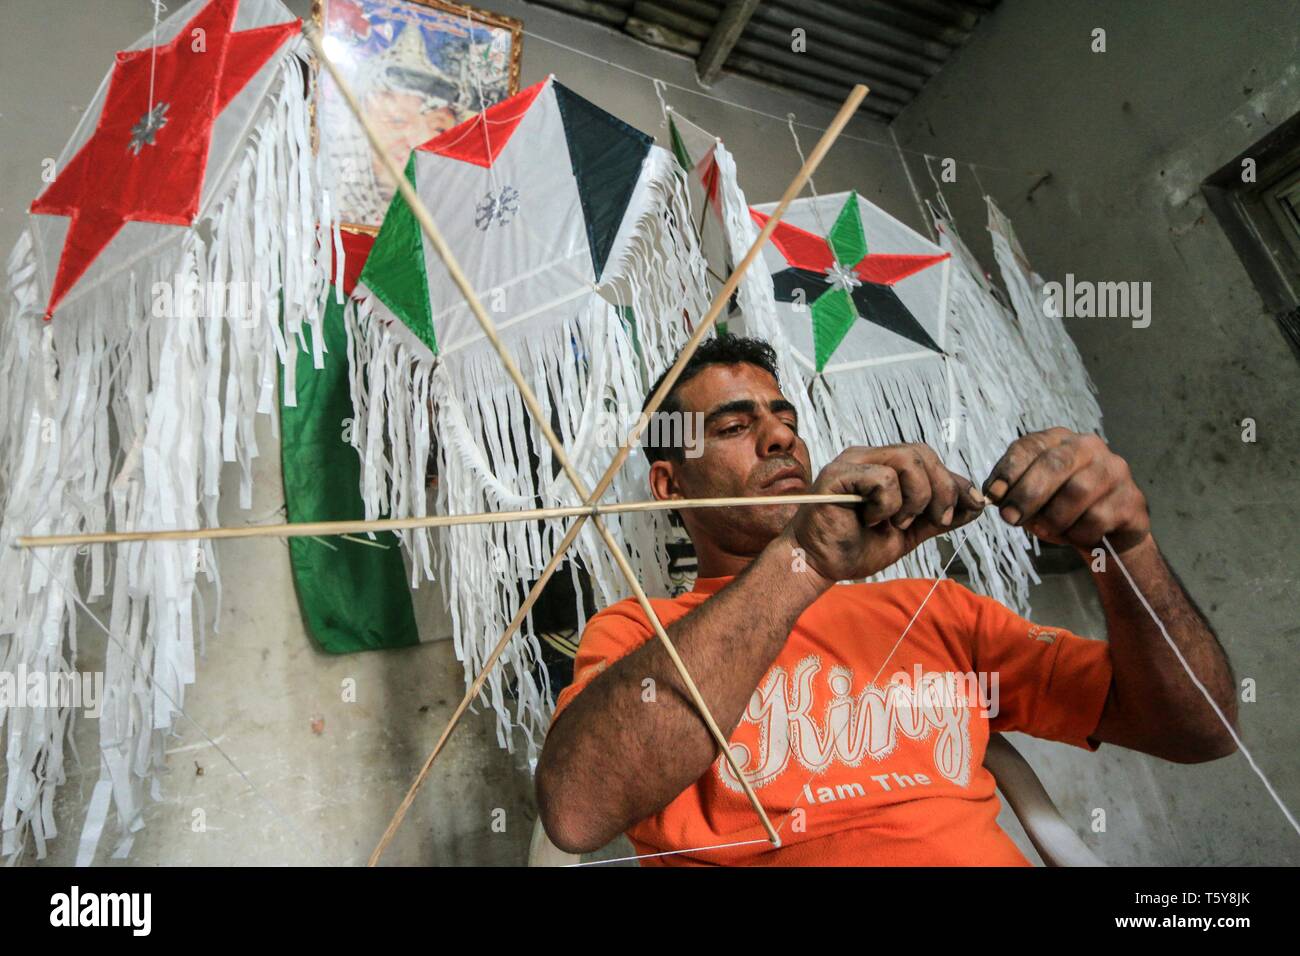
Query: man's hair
640 335 781 464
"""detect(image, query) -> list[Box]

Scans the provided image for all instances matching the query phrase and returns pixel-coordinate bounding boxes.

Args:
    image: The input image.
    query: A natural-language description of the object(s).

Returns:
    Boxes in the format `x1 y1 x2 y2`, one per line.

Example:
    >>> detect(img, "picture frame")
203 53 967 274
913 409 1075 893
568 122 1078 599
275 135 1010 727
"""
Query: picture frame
312 0 523 234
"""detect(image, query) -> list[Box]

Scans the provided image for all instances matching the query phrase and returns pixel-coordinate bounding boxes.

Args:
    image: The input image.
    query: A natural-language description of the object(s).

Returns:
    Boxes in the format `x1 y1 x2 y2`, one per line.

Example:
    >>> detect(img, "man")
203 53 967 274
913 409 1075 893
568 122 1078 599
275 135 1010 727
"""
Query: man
535 336 1237 865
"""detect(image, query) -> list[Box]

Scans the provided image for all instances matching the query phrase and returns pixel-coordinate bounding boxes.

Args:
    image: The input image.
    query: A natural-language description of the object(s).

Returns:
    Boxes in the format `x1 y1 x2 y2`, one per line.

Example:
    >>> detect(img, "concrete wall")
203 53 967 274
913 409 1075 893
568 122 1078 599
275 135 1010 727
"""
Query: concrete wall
890 0 1300 865
3 0 1293 865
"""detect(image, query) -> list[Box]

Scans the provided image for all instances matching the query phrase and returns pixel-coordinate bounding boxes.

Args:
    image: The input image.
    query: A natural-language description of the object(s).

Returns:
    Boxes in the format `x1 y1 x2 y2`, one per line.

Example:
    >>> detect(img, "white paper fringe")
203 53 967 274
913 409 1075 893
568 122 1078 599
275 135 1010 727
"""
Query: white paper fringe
0 44 339 863
930 202 1108 612
985 198 1104 436
931 215 1043 610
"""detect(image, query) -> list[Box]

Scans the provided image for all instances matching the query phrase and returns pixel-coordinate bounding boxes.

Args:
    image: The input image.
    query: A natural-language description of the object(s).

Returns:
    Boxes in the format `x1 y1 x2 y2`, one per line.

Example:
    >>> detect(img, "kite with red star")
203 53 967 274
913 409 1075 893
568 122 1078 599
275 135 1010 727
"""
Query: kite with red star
29 0 299 318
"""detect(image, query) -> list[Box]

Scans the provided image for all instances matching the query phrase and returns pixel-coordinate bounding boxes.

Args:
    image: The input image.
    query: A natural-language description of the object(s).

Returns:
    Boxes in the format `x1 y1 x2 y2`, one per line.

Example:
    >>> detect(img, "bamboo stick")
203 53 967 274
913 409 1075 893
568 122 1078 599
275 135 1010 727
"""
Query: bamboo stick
14 494 864 549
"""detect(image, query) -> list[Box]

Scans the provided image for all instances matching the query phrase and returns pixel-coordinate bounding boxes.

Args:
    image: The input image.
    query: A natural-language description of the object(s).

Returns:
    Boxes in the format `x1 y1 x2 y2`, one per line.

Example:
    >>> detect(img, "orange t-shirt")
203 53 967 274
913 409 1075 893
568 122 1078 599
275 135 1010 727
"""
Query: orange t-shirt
550 575 1112 866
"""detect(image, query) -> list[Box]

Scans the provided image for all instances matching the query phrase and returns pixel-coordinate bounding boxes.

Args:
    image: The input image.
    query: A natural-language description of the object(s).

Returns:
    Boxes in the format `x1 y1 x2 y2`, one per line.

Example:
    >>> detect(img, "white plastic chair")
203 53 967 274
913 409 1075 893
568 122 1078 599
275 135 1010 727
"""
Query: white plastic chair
528 733 1105 866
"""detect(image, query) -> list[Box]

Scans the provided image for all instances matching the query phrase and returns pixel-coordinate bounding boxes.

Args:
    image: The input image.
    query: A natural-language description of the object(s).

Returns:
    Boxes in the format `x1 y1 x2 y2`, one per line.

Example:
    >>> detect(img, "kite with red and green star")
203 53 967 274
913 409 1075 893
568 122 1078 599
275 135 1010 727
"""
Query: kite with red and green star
751 191 950 371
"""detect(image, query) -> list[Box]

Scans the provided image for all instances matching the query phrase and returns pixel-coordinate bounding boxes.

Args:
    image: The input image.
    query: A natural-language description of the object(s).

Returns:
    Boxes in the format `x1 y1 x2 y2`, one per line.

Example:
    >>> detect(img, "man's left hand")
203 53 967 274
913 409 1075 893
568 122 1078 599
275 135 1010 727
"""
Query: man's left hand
983 428 1151 554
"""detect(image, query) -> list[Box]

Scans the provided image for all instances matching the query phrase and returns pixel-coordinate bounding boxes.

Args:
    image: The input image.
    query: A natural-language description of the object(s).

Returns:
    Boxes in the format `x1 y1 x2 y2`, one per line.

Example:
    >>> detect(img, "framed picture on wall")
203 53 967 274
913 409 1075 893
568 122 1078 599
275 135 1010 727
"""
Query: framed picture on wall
313 0 523 233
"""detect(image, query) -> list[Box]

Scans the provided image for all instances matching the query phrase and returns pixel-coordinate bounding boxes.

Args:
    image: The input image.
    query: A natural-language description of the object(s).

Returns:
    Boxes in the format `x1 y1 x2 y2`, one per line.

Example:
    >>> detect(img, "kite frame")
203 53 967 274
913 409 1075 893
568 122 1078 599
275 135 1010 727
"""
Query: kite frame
17 25 1296 865
318 24 861 860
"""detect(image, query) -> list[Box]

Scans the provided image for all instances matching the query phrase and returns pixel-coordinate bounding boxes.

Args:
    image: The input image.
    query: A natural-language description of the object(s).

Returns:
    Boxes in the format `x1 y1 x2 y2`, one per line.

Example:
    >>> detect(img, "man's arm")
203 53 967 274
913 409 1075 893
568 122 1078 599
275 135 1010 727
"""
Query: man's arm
983 428 1238 763
1084 536 1236 762
536 445 987 853
536 536 826 854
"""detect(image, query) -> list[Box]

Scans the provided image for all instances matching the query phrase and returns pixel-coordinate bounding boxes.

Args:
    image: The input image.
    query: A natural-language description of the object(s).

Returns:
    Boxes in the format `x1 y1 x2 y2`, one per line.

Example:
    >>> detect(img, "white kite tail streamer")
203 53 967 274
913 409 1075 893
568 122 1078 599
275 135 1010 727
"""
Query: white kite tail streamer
0 46 338 864
932 221 1040 611
345 152 706 762
926 212 1067 610
930 205 1107 610
985 198 1104 437
935 215 1042 431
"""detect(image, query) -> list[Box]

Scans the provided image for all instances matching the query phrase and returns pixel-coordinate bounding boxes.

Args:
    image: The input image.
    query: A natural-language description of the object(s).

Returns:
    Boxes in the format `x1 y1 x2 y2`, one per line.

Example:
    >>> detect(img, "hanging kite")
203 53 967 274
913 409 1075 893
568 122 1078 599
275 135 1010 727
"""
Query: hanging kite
0 0 338 862
985 197 1103 435
750 189 1047 609
346 75 712 759
753 191 952 373
661 114 1059 610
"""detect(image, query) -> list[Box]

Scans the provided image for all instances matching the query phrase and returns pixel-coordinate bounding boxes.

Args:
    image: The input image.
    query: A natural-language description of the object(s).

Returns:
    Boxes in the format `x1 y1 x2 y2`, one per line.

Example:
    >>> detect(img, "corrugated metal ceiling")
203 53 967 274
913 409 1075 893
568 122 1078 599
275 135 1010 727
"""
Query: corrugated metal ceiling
521 0 999 121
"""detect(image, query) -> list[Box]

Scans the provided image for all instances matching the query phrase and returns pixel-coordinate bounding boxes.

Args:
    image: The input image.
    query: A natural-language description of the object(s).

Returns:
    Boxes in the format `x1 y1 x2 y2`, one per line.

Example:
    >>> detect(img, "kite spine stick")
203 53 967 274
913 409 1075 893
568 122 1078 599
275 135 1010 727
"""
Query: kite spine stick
15 493 866 548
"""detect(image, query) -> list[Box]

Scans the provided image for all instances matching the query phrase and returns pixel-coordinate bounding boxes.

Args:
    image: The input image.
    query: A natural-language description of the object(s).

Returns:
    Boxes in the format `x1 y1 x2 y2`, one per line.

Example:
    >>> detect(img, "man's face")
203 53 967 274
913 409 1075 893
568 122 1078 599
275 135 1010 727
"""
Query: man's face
648 362 812 556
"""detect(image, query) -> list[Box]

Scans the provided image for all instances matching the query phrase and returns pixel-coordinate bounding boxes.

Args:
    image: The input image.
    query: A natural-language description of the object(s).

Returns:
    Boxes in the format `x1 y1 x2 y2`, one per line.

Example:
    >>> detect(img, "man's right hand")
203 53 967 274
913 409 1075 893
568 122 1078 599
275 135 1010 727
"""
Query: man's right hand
779 444 987 586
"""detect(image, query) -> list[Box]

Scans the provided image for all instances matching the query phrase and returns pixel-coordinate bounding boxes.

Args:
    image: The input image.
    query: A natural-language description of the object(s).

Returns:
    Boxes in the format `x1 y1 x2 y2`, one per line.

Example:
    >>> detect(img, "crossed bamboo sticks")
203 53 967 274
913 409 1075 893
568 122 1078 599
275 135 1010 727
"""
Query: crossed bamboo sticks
19 23 868 864
310 29 865 863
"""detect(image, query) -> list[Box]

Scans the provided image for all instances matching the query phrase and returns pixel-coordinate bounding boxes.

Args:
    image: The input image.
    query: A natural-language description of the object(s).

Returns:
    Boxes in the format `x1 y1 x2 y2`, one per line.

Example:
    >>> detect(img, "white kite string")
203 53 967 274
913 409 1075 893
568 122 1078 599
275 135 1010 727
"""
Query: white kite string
147 1 166 116
869 533 970 687
890 126 936 243
923 154 957 230
771 528 973 841
652 78 670 129
1101 535 1299 836
462 10 504 206
568 837 769 866
785 115 831 240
